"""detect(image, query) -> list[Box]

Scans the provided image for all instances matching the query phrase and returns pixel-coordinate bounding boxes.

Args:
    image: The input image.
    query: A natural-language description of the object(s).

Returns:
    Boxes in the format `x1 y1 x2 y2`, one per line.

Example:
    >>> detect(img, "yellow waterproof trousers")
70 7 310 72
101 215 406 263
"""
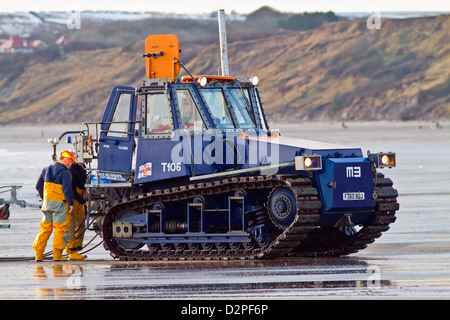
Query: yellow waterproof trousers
66 189 86 252
33 201 68 258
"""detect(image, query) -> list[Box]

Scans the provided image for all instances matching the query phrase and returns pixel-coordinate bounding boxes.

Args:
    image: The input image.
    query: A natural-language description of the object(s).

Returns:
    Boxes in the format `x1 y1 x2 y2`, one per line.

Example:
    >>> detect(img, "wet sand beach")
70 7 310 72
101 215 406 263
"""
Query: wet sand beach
0 121 449 299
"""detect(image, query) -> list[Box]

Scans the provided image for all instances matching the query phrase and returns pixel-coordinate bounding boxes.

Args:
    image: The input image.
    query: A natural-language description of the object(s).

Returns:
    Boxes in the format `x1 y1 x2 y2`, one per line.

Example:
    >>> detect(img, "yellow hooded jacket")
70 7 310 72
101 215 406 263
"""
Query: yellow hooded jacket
36 162 74 221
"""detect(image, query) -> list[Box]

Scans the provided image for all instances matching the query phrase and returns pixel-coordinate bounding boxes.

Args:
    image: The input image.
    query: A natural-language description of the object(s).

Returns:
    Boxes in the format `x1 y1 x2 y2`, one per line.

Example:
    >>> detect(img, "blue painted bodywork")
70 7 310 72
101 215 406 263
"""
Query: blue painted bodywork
98 86 137 181
98 81 377 228
318 158 374 212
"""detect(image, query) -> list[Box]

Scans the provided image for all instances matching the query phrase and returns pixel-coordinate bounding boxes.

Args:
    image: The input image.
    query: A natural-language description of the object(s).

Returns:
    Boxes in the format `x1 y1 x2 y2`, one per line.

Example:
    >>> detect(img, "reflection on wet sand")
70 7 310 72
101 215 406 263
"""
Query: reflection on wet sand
34 264 85 299
29 257 390 299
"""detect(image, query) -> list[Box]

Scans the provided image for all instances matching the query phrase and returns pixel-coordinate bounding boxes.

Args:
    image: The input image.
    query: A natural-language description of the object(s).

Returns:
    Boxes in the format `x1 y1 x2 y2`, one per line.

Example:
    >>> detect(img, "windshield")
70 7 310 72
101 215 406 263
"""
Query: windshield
200 89 234 129
228 88 256 129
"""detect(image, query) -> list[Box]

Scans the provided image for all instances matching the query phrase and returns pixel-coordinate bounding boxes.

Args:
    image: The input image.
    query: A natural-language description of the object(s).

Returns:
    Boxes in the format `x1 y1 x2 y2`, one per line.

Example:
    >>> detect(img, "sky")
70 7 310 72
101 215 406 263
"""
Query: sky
2 0 449 13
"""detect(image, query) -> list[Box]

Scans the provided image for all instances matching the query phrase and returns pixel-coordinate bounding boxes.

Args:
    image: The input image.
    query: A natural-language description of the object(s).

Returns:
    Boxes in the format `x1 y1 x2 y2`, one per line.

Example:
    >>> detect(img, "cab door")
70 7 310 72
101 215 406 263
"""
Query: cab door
98 86 137 181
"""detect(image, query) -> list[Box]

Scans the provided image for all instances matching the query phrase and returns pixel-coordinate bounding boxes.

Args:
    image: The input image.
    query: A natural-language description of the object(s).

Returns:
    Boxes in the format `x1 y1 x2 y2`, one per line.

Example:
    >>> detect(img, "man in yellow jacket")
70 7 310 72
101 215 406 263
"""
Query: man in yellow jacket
33 151 75 262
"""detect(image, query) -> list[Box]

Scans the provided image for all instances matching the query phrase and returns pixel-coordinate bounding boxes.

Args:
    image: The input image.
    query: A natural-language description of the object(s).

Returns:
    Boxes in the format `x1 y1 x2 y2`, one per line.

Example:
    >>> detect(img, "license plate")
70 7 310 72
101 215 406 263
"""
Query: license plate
343 192 365 201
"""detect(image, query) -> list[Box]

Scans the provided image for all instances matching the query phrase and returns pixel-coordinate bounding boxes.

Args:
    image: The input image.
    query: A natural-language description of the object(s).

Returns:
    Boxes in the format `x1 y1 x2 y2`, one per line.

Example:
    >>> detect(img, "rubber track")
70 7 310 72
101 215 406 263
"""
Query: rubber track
102 175 321 261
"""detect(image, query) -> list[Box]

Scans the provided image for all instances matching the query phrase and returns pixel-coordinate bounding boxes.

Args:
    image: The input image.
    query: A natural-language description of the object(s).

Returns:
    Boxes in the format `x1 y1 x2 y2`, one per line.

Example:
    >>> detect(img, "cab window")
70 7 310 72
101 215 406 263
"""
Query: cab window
254 89 268 131
176 89 206 131
145 93 172 135
107 93 131 138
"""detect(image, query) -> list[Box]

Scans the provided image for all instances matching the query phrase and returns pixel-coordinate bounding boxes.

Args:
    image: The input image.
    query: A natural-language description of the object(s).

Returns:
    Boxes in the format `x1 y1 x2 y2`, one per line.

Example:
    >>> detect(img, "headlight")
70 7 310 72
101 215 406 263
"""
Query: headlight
369 152 396 168
250 75 259 86
295 154 322 171
48 138 58 145
198 76 208 87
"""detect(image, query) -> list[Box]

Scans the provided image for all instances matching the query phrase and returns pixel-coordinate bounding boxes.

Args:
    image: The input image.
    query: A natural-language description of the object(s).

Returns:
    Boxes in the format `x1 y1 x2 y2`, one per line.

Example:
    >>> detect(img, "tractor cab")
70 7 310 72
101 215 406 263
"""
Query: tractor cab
94 35 271 186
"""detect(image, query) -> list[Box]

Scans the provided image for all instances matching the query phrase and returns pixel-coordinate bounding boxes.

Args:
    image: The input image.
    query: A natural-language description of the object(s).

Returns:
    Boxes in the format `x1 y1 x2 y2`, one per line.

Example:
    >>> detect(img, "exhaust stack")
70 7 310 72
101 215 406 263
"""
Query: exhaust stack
218 9 229 77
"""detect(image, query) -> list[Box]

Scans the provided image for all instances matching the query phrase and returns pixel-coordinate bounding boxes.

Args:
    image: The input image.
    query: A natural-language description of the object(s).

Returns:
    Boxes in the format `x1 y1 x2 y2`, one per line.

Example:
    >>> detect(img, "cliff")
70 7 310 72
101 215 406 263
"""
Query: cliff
0 13 449 124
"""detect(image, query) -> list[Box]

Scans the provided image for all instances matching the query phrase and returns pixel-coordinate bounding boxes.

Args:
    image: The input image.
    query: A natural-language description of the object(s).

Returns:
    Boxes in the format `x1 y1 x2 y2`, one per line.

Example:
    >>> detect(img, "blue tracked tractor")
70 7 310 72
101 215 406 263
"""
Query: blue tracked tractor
69 12 398 260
